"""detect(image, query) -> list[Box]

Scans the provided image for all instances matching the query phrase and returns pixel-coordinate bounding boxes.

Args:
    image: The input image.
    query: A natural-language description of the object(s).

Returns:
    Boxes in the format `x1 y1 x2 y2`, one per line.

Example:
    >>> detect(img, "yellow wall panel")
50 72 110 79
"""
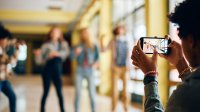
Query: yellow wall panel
98 0 113 95
145 0 169 108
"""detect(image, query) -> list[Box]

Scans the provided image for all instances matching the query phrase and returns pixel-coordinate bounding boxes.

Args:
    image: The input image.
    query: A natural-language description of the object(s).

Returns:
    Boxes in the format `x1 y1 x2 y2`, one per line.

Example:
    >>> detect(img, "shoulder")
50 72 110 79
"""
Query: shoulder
166 83 189 111
186 67 200 80
167 73 200 111
171 74 200 99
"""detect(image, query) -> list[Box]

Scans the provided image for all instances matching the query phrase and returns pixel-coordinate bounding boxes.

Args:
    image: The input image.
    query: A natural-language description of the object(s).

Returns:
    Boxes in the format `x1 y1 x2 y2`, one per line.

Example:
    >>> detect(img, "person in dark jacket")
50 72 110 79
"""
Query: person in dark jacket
131 0 200 111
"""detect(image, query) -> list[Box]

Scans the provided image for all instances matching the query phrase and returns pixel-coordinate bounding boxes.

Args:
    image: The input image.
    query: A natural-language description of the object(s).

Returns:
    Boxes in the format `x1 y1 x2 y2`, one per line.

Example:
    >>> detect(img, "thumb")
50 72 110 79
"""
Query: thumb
152 49 158 61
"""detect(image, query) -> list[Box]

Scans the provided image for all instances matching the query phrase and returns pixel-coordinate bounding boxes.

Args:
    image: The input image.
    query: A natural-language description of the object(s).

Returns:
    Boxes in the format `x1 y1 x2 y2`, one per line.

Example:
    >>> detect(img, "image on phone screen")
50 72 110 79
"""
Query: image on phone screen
142 38 169 54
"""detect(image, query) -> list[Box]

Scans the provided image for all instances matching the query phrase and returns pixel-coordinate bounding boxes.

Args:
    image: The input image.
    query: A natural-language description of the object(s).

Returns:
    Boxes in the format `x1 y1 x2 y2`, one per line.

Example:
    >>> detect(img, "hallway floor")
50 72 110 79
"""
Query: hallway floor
0 76 142 112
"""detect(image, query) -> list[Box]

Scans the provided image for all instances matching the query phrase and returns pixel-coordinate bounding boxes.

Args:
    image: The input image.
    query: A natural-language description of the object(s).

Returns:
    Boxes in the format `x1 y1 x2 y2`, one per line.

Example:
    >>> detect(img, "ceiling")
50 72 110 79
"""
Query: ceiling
0 0 84 11
0 0 91 34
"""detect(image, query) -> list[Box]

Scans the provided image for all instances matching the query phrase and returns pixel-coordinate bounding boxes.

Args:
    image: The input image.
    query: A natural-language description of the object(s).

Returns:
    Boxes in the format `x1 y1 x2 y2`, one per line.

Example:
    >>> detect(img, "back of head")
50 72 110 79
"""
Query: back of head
169 0 200 40
0 26 12 40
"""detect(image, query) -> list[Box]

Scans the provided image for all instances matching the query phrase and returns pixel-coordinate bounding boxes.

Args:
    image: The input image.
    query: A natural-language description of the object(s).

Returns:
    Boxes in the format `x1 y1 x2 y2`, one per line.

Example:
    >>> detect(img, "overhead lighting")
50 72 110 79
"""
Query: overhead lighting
47 0 64 10
48 6 62 10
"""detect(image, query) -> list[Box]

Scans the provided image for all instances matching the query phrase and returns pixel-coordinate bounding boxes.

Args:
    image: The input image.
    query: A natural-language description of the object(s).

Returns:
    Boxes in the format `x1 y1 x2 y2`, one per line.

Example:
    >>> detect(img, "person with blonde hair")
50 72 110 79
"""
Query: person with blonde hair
71 28 99 112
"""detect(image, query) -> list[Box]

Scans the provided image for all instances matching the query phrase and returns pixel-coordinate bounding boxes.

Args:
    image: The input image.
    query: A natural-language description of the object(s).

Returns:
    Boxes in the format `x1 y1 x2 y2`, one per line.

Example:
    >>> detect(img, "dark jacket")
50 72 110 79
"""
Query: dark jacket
144 67 200 112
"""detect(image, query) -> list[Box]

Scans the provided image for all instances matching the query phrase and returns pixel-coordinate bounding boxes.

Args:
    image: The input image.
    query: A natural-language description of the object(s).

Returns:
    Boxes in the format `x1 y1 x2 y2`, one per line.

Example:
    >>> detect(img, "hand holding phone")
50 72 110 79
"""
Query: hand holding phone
140 37 171 54
131 40 158 73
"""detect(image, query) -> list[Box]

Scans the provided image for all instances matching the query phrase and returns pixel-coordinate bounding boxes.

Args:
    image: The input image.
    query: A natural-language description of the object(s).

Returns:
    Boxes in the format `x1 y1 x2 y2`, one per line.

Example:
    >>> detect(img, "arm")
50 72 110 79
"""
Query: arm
9 45 18 67
69 45 82 60
131 40 164 111
92 45 99 69
57 41 70 61
34 43 49 65
126 36 134 70
144 76 164 112
176 57 191 81
159 40 190 81
94 45 99 61
100 35 113 52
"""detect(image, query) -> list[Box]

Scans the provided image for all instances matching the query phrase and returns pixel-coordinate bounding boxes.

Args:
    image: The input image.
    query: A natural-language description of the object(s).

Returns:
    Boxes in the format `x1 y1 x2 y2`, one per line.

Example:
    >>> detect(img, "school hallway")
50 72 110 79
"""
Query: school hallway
0 0 185 111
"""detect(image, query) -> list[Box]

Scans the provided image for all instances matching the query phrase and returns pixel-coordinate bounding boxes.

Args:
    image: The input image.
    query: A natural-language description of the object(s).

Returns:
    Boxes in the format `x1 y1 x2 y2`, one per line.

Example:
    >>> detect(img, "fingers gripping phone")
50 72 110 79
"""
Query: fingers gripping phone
140 37 171 54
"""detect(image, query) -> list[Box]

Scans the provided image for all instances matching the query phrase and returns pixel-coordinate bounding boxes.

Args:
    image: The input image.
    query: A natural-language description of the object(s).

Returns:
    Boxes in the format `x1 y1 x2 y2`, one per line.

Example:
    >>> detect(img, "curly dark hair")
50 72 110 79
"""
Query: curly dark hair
169 0 200 40
0 26 12 39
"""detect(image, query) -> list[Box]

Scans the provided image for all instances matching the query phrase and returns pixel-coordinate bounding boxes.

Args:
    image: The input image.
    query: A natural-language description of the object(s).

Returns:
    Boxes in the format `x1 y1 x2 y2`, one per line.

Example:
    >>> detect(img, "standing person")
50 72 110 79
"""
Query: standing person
35 26 70 112
100 24 130 112
131 0 200 111
0 26 17 112
71 28 99 112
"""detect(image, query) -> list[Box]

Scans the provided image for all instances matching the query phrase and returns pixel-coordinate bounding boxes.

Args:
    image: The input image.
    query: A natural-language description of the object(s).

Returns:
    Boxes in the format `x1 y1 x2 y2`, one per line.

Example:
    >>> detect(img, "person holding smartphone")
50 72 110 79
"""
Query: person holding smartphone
35 26 70 112
131 0 200 111
71 28 99 112
0 26 17 112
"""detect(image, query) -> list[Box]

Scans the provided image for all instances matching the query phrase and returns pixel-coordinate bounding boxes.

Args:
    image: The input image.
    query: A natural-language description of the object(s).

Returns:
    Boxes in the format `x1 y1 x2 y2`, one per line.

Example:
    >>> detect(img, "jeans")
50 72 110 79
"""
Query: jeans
0 80 16 112
74 67 96 112
40 58 65 112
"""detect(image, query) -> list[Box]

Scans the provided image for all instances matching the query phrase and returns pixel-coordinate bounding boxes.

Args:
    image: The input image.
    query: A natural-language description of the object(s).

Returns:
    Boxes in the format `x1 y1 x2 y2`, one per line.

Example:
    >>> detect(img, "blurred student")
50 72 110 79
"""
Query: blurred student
100 24 130 112
0 26 17 112
34 27 70 112
15 40 27 74
71 28 99 112
131 0 200 111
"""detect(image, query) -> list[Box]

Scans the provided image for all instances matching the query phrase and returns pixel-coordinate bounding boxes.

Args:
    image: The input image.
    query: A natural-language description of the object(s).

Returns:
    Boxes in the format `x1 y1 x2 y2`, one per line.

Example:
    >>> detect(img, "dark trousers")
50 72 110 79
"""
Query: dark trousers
0 80 16 112
40 58 65 112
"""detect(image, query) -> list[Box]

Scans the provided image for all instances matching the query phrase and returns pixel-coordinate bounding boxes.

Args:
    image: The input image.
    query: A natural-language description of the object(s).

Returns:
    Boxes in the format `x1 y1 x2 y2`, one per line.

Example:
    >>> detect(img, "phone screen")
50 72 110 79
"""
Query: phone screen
141 37 169 54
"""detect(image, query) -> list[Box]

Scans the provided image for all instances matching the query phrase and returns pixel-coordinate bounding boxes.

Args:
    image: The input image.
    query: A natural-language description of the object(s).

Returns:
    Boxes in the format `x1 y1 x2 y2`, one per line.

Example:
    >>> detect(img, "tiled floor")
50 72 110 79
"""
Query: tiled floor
0 76 142 112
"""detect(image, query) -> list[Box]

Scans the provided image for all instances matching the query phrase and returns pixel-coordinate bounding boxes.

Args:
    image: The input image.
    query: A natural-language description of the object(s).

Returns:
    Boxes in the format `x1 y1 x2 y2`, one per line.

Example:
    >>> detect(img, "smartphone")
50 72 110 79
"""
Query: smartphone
140 37 171 54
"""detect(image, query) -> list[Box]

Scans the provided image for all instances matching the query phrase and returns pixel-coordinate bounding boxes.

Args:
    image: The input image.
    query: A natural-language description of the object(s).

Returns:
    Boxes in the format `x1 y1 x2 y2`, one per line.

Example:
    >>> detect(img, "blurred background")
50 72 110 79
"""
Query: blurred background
0 0 184 112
